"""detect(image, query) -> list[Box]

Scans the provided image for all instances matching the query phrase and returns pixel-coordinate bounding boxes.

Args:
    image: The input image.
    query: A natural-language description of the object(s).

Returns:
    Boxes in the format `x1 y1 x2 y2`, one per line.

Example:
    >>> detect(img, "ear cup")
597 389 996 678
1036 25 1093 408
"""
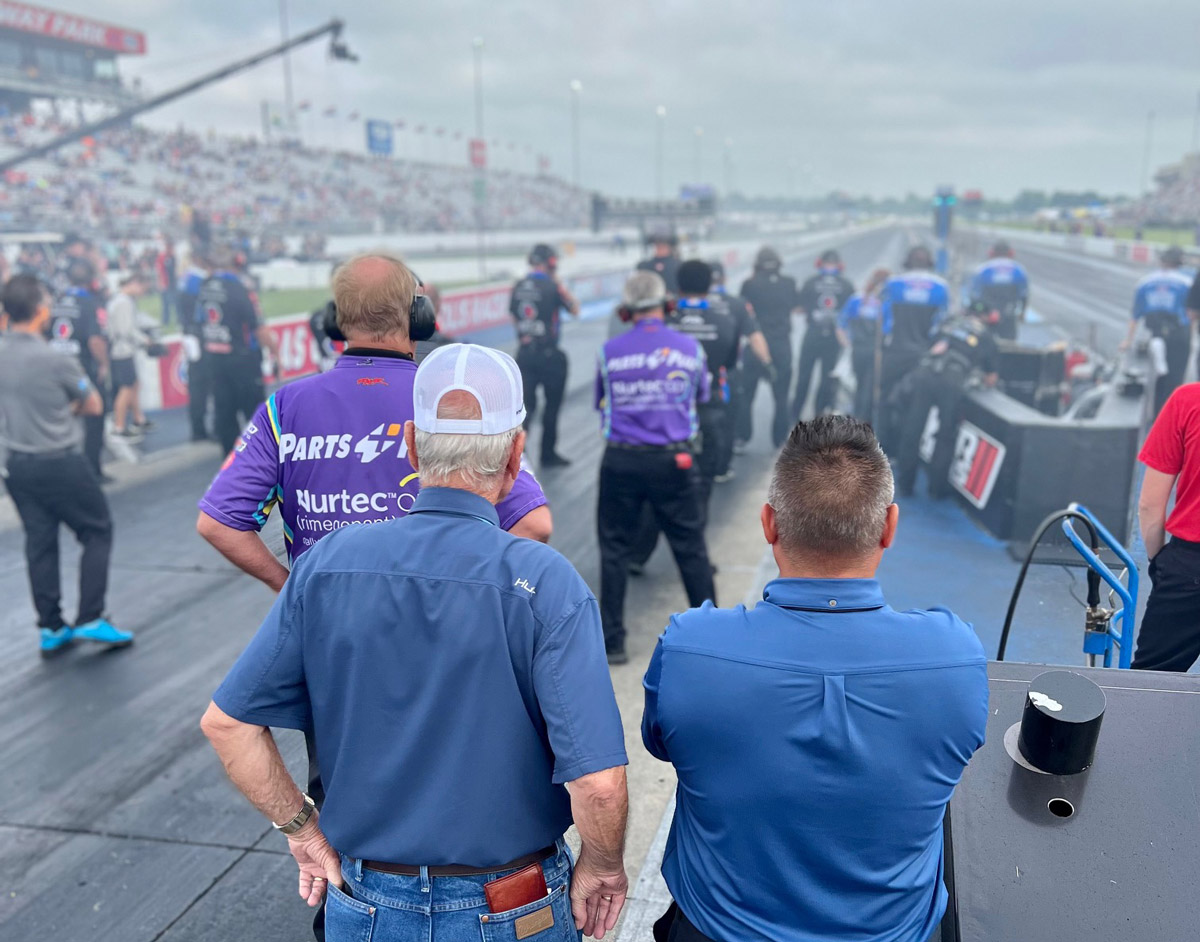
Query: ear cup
409 293 437 342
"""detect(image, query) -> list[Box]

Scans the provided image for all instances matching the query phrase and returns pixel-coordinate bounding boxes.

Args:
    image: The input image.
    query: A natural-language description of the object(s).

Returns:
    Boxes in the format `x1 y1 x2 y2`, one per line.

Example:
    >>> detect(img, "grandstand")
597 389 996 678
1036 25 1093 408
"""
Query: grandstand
1123 151 1200 229
0 115 590 239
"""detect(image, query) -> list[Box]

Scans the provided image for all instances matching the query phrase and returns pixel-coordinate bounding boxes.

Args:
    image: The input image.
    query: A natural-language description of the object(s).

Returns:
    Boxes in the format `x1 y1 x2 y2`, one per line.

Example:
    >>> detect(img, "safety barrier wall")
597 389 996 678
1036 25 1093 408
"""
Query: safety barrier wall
971 225 1200 269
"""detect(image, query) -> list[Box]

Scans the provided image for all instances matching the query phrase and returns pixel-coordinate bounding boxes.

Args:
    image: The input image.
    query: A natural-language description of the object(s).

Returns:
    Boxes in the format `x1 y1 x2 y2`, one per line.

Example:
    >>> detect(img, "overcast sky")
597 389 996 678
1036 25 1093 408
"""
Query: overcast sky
58 0 1200 199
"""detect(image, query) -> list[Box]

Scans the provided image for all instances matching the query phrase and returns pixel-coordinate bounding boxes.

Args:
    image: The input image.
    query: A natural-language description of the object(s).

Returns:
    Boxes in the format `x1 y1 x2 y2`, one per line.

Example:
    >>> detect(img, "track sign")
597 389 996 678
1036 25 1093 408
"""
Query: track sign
469 138 487 169
366 120 393 156
949 421 1006 509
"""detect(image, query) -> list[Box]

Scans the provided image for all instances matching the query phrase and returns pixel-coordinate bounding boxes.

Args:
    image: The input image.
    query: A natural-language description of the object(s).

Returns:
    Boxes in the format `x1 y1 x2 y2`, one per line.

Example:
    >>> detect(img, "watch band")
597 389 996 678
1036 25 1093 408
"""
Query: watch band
273 794 315 835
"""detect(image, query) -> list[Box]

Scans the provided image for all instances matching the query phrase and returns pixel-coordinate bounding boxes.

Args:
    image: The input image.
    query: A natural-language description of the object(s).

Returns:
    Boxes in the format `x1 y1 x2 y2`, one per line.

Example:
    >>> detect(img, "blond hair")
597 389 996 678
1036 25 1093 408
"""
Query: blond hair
331 253 418 342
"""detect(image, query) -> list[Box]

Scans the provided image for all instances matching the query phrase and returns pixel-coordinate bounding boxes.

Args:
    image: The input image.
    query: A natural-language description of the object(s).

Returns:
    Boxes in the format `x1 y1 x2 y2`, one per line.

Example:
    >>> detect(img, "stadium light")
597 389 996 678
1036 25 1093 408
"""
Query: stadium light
655 105 667 198
570 80 582 189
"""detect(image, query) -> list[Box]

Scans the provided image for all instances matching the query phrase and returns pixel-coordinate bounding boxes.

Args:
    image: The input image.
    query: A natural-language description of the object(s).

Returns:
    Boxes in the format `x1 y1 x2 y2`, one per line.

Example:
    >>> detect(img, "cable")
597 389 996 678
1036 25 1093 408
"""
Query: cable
996 509 1100 661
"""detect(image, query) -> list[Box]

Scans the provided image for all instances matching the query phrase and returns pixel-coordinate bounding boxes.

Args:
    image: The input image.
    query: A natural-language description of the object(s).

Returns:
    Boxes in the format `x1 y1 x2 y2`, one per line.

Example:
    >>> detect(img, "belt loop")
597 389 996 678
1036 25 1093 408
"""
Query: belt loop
354 857 364 882
556 837 572 868
420 865 431 894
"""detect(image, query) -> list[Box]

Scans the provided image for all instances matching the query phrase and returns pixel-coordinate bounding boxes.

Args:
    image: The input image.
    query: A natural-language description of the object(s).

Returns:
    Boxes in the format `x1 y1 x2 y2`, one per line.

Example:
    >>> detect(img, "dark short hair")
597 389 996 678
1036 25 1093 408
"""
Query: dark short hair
1161 246 1184 267
677 259 713 295
768 415 894 558
2 274 45 323
818 249 841 266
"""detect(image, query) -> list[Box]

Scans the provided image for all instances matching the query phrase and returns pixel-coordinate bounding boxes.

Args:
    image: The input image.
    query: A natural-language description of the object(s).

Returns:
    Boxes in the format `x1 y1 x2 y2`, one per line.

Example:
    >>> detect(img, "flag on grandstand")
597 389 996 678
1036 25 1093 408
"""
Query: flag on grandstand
435 128 445 136
348 111 360 121
415 125 426 133
323 106 337 117
394 120 405 128
538 155 550 173
297 101 312 112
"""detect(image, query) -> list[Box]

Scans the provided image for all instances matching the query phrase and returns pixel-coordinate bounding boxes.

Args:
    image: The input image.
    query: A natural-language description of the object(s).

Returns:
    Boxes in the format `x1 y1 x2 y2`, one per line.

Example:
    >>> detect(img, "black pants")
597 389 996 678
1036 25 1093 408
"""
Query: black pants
1152 324 1193 417
83 370 108 476
5 451 112 629
187 353 213 440
792 326 841 421
878 345 925 451
597 447 715 651
1131 538 1200 672
518 345 568 461
654 903 717 942
737 333 792 447
894 367 967 498
631 404 727 566
209 355 266 455
851 348 877 421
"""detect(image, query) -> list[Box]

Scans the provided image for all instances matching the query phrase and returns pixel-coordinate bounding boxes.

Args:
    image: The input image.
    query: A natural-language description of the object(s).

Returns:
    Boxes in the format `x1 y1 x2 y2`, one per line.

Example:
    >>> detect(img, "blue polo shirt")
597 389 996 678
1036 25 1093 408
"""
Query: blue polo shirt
213 487 627 866
642 578 988 942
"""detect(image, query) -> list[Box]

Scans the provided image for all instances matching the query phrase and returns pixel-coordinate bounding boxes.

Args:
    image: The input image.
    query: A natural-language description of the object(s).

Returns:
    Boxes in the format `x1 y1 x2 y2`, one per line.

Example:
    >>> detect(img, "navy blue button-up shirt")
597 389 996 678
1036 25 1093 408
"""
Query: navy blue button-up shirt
214 487 627 866
643 578 988 942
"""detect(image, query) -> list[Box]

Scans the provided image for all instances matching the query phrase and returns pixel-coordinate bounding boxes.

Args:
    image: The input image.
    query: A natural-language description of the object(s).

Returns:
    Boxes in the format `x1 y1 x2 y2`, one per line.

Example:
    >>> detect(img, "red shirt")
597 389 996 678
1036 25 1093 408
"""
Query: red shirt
1140 382 1200 542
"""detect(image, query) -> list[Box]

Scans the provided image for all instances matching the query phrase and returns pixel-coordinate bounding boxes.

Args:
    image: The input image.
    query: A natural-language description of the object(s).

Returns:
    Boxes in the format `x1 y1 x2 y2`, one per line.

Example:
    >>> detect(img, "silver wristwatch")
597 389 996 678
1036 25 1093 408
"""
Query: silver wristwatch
273 794 316 834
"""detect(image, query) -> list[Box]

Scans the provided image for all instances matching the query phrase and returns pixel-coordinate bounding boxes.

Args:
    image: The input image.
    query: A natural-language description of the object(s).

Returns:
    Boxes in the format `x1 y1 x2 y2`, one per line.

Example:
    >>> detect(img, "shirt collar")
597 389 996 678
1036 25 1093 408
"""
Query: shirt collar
335 351 417 370
409 486 500 526
633 317 665 331
761 577 886 613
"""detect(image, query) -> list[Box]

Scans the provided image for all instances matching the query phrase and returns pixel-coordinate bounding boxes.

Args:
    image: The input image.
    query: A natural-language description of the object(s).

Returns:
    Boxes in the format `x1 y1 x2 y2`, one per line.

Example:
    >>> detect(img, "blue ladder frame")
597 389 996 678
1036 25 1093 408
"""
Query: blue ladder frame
1059 502 1139 668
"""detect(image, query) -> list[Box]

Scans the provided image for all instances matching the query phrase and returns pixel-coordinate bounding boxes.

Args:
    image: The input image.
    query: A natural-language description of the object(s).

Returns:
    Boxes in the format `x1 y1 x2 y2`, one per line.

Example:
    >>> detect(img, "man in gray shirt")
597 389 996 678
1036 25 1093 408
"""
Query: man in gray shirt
0 274 133 655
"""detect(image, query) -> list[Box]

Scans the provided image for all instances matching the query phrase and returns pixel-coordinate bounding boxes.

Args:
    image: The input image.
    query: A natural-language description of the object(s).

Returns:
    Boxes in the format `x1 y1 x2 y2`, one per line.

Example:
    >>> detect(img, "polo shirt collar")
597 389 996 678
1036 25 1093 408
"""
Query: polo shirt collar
762 577 886 613
409 486 500 527
335 351 416 370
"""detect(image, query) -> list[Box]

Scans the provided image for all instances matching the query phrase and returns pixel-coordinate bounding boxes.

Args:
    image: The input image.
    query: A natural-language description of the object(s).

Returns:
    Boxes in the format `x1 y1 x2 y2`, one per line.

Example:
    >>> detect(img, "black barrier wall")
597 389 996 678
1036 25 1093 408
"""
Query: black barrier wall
925 388 1141 544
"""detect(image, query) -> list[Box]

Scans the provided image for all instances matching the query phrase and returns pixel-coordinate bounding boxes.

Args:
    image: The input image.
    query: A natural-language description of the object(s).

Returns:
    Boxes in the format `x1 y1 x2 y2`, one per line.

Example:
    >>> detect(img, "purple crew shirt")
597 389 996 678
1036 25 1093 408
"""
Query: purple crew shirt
594 318 709 446
199 351 547 560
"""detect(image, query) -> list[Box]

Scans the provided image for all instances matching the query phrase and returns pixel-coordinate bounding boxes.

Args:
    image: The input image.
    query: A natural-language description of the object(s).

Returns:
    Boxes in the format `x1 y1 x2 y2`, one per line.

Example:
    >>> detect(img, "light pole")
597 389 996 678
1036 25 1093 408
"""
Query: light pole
723 137 733 195
1140 109 1155 196
279 0 294 134
693 125 704 183
655 105 666 198
472 36 486 280
569 79 582 189
1191 90 1199 155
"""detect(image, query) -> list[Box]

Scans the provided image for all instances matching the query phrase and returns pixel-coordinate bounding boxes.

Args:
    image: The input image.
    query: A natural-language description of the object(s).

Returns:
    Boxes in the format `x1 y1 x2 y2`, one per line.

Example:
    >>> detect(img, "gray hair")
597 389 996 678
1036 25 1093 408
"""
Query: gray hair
768 415 894 559
413 390 518 490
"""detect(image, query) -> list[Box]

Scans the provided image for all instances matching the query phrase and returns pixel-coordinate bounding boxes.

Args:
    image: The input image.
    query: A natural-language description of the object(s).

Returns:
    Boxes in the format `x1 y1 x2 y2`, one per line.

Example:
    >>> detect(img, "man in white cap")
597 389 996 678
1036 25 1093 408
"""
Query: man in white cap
201 343 629 942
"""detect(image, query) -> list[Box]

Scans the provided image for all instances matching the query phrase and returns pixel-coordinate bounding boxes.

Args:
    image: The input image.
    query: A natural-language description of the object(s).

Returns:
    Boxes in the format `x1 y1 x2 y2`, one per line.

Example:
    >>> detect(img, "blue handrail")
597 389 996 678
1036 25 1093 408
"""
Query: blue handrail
1059 503 1139 668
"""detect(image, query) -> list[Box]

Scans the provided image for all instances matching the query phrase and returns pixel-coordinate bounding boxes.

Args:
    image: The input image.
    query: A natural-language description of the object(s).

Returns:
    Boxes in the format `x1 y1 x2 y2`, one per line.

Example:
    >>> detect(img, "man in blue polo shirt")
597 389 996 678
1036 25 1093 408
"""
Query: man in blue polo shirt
202 343 629 942
643 415 988 942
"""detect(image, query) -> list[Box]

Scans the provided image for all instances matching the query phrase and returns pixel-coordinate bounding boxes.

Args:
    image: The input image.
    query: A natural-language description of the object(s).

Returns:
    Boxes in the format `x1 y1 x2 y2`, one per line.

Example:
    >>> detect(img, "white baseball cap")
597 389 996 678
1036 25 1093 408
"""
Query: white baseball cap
413 343 526 435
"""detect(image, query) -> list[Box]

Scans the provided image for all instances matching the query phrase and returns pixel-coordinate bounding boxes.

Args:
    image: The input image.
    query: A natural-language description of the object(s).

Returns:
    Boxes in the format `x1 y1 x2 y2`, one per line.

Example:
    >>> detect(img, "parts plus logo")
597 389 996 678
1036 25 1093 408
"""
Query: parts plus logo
949 421 1006 509
357 377 388 387
354 422 404 463
278 423 406 464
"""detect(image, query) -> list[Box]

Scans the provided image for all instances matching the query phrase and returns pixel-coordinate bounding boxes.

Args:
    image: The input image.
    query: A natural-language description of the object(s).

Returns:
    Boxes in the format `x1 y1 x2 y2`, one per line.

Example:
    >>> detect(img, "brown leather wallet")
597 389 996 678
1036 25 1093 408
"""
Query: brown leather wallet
483 863 548 913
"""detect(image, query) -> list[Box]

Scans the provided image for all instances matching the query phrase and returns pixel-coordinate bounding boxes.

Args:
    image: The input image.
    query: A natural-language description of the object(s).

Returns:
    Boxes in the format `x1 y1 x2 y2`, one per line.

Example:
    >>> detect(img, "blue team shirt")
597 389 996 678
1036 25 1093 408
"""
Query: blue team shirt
642 578 989 942
214 487 627 866
881 272 951 348
839 293 886 344
1132 268 1194 325
965 258 1029 306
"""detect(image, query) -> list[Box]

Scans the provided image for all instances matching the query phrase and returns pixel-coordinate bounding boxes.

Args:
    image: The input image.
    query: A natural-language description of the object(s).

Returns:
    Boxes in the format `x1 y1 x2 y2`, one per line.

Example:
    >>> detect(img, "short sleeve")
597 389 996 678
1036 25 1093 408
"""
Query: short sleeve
736 300 760 338
641 638 669 761
497 468 548 531
198 399 282 531
1139 393 1185 475
212 568 311 730
839 296 859 330
57 355 93 402
532 591 627 784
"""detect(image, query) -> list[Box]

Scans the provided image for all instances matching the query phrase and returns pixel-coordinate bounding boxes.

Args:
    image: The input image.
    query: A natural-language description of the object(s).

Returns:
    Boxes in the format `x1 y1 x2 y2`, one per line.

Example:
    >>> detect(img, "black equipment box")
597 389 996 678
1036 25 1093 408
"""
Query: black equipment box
942 662 1200 942
995 344 1066 416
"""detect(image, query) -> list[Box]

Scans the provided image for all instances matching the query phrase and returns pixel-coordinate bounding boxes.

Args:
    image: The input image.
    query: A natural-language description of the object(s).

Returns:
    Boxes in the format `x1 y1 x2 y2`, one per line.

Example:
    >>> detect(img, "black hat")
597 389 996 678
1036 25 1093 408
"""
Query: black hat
818 249 842 267
904 245 934 270
677 259 714 295
1161 245 1184 267
528 243 558 267
755 246 782 272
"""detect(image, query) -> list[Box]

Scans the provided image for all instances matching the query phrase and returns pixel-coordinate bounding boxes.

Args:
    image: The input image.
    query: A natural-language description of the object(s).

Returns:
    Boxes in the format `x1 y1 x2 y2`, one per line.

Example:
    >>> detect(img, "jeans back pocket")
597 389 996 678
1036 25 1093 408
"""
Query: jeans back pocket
326 881 377 942
479 882 577 942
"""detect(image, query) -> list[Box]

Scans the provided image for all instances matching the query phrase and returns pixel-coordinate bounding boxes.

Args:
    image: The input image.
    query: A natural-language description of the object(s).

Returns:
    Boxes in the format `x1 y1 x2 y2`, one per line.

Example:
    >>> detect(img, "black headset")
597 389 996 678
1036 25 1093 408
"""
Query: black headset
323 260 437 343
409 273 437 342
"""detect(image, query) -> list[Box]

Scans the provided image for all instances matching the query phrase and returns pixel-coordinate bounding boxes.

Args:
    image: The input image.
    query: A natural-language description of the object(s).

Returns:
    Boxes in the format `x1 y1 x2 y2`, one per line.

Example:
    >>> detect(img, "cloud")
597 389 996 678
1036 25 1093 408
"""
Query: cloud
39 0 1200 198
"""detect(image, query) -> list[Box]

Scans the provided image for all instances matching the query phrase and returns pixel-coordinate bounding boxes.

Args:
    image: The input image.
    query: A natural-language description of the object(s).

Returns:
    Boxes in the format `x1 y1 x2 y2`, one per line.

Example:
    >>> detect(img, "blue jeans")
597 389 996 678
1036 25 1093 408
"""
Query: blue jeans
327 839 580 942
